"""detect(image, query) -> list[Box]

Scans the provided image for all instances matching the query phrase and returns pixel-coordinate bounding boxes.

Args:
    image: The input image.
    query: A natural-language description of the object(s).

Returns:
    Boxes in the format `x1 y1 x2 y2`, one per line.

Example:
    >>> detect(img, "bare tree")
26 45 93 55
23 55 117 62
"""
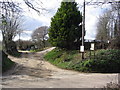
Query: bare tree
96 10 111 41
0 1 21 55
111 1 120 37
0 0 46 15
0 11 23 55
31 26 48 49
0 0 47 55
96 1 120 49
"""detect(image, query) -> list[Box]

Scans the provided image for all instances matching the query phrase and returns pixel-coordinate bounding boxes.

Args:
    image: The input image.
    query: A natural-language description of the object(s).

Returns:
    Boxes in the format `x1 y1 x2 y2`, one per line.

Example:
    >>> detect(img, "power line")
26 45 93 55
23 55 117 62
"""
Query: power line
79 1 120 10
80 0 120 59
86 1 120 5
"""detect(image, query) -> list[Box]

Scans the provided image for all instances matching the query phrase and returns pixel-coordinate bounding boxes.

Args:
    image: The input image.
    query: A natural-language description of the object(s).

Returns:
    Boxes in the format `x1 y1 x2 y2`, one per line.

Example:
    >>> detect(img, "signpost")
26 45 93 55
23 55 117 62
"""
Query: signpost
80 0 85 60
90 43 95 51
80 46 84 59
80 0 119 60
90 42 95 59
80 46 84 52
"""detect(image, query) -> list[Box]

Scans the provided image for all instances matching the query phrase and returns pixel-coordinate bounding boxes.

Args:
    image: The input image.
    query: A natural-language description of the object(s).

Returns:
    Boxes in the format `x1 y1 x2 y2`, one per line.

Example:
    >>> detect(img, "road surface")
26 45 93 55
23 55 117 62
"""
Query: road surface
1 47 118 88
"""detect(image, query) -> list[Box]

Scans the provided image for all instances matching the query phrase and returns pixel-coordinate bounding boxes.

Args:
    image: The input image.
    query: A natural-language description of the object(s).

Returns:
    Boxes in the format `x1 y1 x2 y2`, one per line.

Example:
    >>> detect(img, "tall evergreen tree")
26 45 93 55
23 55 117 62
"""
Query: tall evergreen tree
49 0 82 49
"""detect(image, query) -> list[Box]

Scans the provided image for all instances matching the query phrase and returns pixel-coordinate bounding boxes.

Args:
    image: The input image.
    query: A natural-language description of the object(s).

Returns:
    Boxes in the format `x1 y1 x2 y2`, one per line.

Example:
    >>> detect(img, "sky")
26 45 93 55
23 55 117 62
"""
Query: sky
0 0 112 41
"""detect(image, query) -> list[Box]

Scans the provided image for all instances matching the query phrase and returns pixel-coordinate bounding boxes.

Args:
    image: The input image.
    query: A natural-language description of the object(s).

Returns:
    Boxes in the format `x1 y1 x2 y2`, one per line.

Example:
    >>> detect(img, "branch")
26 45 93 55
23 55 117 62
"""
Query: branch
24 0 40 14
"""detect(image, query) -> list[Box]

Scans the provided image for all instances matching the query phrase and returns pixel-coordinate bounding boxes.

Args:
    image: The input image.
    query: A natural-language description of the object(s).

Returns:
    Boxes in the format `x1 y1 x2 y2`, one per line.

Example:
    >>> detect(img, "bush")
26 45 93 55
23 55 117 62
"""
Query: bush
77 50 120 73
5 41 21 57
44 48 78 69
45 48 120 73
1 50 15 72
109 37 120 49
103 82 120 90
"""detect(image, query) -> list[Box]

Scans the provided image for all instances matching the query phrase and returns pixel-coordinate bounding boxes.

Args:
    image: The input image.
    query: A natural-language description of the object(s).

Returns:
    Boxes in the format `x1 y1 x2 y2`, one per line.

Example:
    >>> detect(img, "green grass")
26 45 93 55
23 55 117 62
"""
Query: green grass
30 47 51 52
30 49 43 52
2 58 15 72
1 51 15 72
44 48 78 69
44 48 120 73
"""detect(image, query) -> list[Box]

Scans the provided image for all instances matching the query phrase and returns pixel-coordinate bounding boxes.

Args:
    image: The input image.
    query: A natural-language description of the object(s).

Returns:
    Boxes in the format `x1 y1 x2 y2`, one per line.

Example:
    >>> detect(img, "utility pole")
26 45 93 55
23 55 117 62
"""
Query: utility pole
81 0 85 60
80 1 119 60
117 1 120 36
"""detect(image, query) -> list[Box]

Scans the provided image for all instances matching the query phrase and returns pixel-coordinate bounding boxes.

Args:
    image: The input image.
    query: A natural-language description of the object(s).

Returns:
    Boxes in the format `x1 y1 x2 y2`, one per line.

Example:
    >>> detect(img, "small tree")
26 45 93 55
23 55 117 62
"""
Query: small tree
49 0 82 50
31 26 48 49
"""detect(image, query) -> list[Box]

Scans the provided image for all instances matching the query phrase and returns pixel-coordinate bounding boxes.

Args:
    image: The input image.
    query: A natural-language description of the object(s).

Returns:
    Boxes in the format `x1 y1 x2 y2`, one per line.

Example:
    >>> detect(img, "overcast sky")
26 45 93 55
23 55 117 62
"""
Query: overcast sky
1 0 112 41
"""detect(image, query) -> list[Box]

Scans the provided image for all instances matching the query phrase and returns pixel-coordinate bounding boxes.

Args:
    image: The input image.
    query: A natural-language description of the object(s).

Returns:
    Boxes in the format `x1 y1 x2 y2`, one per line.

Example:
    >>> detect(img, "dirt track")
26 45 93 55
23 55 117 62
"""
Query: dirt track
1 47 118 88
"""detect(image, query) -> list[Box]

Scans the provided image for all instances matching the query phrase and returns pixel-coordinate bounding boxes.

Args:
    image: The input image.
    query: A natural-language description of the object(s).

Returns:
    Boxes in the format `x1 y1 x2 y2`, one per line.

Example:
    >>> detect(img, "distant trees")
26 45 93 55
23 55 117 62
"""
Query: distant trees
111 1 120 37
96 10 111 42
49 0 82 50
16 40 33 50
96 1 120 49
31 26 48 49
0 0 47 55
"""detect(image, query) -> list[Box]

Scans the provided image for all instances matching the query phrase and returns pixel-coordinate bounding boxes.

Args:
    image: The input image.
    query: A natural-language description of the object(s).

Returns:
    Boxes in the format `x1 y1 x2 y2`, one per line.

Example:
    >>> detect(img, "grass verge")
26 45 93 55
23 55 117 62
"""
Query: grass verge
30 47 52 52
1 51 15 72
44 48 120 73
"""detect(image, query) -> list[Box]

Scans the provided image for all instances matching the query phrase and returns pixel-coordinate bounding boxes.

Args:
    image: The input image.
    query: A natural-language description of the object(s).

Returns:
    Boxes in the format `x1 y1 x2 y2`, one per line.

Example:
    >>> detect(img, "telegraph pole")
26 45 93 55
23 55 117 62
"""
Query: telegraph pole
80 1 120 60
82 0 85 46
19 32 20 48
81 0 85 59
117 1 120 36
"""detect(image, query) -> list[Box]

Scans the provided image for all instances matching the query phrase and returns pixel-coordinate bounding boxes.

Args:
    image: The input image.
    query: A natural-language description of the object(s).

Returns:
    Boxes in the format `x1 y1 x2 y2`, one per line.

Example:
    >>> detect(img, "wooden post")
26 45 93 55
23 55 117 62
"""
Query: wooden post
81 0 85 60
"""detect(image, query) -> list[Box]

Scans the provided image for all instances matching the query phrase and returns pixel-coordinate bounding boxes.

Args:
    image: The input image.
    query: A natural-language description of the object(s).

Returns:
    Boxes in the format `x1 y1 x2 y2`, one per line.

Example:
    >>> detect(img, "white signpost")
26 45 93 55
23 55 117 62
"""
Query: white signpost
90 43 95 59
90 43 95 51
80 45 84 59
80 46 84 52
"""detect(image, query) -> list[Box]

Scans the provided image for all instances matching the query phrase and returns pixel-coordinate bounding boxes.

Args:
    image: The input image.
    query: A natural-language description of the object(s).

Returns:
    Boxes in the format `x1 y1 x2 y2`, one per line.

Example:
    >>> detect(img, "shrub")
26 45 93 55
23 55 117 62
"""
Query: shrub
80 50 120 73
1 50 15 72
45 48 120 73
